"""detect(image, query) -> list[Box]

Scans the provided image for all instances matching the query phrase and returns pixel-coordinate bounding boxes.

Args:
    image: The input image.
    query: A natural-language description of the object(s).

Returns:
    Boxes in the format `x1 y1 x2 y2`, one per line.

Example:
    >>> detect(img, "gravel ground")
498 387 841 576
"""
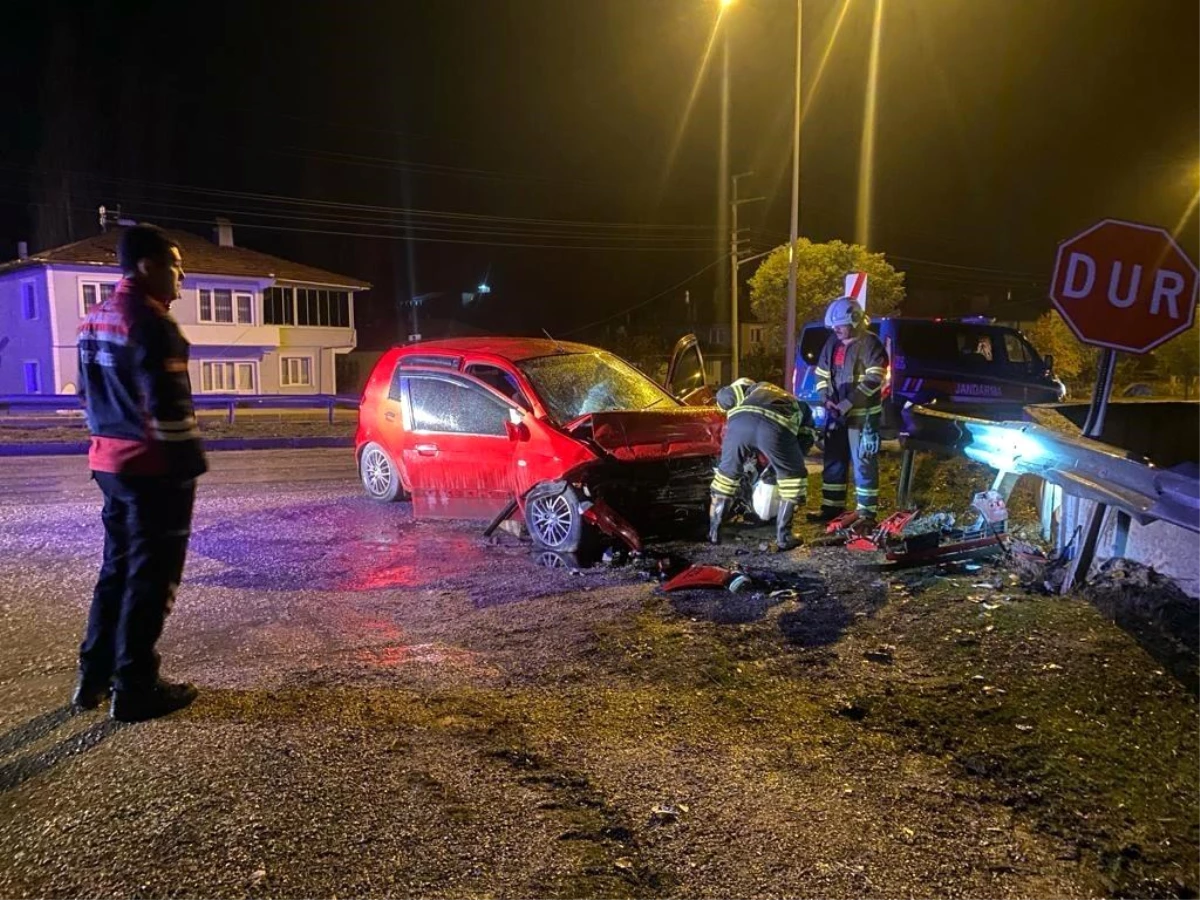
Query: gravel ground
0 451 1195 898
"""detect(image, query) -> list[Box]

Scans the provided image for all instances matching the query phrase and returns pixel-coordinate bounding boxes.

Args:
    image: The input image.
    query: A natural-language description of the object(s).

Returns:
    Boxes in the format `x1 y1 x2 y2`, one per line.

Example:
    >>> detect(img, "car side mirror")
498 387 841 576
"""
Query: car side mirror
505 407 530 442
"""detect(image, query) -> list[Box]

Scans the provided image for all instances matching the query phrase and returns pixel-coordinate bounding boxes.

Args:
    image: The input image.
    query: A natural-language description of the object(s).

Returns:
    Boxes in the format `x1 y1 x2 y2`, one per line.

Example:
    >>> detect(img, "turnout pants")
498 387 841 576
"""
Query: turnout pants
79 473 197 693
820 418 879 516
711 414 808 503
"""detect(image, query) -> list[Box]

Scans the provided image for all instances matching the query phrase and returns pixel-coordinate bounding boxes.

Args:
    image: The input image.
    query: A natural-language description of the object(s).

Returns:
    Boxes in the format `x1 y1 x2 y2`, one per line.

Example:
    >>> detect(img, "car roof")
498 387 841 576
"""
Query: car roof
396 336 599 361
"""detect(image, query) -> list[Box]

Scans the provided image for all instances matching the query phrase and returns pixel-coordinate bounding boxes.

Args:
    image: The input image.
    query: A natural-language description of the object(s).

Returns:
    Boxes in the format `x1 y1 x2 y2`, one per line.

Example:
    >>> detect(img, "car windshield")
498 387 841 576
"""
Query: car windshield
518 351 677 424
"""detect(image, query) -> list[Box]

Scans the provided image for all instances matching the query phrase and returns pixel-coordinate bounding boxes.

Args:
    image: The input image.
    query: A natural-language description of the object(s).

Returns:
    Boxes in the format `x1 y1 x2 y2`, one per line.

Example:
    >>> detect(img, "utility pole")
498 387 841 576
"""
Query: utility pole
731 172 764 381
783 0 802 393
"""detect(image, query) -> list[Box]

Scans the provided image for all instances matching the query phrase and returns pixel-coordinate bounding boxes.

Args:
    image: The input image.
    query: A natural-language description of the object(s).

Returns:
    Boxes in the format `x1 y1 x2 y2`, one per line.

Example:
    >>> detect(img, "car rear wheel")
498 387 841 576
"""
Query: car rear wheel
360 442 403 502
527 485 584 552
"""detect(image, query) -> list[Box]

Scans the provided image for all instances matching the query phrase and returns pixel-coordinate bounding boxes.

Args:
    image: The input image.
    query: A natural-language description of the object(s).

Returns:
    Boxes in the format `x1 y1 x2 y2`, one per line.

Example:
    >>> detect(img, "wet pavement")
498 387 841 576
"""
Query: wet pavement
0 449 1193 898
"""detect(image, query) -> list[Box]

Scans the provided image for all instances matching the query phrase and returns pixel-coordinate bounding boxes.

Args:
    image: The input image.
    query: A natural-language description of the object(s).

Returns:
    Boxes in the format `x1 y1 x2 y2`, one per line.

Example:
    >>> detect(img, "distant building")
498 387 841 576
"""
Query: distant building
0 221 370 395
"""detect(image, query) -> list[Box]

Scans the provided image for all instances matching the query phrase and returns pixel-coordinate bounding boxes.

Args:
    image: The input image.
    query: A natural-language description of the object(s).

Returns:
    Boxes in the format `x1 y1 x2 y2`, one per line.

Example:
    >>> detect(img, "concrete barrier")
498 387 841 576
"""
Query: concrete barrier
1059 493 1199 598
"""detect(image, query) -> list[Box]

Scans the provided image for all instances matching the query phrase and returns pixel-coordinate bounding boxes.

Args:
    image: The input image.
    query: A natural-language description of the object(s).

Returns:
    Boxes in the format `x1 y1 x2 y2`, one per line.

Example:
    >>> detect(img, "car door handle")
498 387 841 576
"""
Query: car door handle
384 411 397 422
415 443 439 457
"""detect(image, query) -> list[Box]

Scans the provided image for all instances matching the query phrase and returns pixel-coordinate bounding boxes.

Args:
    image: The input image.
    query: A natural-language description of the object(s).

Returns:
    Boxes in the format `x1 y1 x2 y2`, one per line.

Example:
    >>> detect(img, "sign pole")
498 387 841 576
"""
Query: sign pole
1081 348 1117 439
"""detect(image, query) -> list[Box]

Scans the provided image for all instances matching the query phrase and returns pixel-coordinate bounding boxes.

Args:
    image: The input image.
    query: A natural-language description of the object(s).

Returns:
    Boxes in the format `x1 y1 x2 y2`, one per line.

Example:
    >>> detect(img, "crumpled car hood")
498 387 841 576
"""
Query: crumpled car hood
573 408 723 462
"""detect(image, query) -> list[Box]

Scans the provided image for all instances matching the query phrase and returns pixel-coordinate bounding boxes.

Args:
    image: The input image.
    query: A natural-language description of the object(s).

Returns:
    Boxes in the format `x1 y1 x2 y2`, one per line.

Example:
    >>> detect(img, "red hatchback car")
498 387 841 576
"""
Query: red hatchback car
355 335 721 551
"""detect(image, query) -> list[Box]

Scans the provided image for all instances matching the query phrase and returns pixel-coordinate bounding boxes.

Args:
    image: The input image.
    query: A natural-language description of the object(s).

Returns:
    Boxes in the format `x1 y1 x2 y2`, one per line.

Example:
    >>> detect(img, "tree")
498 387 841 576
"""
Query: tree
1023 311 1094 384
1155 329 1200 399
747 238 905 356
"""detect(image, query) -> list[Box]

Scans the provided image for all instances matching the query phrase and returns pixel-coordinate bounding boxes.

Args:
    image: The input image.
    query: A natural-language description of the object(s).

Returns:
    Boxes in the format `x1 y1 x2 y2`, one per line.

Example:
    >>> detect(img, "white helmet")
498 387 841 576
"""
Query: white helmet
824 296 865 329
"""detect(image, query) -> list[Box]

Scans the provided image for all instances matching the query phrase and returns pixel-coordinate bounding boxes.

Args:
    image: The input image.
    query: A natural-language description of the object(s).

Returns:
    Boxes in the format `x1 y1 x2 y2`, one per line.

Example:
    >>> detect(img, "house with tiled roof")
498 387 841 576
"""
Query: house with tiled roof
0 219 370 396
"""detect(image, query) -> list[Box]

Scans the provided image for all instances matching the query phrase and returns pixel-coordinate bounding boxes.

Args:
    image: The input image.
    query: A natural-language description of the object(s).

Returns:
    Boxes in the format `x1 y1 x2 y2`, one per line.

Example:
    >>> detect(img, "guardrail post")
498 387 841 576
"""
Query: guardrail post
896 447 915 509
328 400 335 425
227 402 235 425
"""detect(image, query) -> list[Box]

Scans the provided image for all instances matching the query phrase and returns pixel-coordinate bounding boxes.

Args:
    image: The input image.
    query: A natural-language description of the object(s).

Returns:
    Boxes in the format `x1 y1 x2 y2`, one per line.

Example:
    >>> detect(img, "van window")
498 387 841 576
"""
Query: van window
799 328 830 364
1003 333 1034 366
896 322 1005 367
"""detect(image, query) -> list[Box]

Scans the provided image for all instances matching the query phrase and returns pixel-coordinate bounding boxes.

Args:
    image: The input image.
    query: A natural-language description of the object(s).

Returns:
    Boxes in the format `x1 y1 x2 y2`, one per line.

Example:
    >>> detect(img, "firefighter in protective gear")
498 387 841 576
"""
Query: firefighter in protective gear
709 378 816 550
809 296 888 525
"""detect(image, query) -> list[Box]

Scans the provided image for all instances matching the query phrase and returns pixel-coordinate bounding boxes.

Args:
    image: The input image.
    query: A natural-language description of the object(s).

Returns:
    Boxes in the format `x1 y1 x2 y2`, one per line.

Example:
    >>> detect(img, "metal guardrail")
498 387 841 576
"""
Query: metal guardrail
901 403 1199 534
0 394 360 425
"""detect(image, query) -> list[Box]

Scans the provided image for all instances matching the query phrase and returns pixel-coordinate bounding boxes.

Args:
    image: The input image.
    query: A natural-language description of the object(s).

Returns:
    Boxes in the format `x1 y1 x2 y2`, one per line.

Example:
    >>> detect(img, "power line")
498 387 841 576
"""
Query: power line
561 256 726 336
0 164 712 233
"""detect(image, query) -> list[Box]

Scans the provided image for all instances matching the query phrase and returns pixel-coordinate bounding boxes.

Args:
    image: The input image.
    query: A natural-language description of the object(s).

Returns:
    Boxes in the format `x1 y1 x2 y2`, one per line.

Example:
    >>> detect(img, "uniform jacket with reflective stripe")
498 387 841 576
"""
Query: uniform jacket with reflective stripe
813 333 888 419
77 278 208 479
715 380 817 453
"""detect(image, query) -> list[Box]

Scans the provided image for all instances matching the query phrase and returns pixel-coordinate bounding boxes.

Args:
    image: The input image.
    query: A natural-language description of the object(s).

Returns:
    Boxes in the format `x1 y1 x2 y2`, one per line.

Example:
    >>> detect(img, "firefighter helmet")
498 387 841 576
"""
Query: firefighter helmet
824 296 866 329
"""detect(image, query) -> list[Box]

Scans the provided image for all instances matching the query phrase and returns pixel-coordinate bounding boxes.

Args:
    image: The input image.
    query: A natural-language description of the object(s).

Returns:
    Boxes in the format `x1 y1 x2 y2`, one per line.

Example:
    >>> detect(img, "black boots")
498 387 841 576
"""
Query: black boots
110 679 198 723
806 507 841 523
776 499 799 550
708 495 729 544
72 674 110 710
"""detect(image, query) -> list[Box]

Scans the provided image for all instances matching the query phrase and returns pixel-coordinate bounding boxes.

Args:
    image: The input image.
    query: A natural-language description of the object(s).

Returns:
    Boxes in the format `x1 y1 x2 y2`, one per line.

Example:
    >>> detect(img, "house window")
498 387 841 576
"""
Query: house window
200 361 257 393
21 283 37 320
281 356 313 387
199 289 253 324
80 282 117 316
264 286 350 327
263 287 295 325
23 361 41 393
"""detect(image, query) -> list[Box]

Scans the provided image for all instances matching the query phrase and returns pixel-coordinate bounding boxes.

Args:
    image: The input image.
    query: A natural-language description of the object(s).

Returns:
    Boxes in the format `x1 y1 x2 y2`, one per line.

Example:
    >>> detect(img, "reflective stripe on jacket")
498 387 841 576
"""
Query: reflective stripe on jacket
815 333 888 420
715 380 817 453
77 278 208 479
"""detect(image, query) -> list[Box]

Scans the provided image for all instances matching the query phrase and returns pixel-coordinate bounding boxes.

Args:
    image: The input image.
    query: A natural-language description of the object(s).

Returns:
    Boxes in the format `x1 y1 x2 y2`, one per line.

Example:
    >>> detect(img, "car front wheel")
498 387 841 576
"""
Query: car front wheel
526 484 584 552
359 442 403 502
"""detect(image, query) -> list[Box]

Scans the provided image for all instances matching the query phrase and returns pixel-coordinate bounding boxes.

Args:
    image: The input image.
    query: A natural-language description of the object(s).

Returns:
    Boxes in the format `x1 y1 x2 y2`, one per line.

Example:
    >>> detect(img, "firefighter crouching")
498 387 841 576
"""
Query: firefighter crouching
809 296 888 526
709 378 816 550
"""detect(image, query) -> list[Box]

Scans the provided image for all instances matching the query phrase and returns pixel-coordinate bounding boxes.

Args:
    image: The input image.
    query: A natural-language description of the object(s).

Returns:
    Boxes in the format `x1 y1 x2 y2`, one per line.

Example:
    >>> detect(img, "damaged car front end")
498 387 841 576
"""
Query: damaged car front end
356 334 722 553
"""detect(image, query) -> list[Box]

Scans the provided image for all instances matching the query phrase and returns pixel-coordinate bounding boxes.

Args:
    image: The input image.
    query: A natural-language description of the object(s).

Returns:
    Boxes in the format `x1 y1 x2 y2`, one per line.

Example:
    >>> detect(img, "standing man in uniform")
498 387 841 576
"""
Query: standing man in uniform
74 224 208 722
809 296 888 527
709 378 816 550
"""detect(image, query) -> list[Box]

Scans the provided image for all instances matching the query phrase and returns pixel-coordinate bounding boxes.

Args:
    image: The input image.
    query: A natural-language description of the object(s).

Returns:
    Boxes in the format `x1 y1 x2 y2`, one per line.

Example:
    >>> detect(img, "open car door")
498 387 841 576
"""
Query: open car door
664 333 715 406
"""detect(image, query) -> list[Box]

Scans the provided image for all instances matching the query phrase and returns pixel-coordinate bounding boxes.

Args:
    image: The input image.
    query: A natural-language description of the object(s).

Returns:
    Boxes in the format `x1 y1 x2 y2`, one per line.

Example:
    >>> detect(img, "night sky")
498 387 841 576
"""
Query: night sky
2 0 1197 348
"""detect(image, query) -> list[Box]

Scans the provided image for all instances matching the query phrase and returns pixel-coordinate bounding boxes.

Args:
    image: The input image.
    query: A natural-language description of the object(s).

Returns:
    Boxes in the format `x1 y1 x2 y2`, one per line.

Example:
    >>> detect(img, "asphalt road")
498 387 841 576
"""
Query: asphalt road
0 447 357 505
0 449 1188 898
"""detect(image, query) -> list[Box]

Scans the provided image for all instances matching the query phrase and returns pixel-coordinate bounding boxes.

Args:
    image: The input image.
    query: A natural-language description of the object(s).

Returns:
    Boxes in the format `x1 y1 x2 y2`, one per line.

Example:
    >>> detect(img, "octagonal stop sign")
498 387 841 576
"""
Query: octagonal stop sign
1050 219 1198 354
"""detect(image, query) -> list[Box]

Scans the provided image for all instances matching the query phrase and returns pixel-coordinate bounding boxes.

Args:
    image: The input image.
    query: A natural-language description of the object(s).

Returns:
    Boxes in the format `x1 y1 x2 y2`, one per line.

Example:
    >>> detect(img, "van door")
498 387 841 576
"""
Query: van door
664 334 714 405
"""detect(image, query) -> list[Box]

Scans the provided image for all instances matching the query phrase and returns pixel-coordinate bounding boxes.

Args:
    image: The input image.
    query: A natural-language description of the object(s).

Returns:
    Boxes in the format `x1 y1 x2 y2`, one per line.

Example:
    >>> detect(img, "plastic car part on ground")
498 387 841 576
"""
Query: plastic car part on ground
658 563 826 599
660 565 750 593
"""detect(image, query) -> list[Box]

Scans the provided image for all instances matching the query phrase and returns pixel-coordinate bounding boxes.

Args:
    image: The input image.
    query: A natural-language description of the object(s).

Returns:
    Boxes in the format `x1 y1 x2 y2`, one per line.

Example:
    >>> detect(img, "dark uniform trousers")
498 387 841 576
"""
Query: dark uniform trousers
79 473 197 693
712 414 809 503
820 416 879 516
